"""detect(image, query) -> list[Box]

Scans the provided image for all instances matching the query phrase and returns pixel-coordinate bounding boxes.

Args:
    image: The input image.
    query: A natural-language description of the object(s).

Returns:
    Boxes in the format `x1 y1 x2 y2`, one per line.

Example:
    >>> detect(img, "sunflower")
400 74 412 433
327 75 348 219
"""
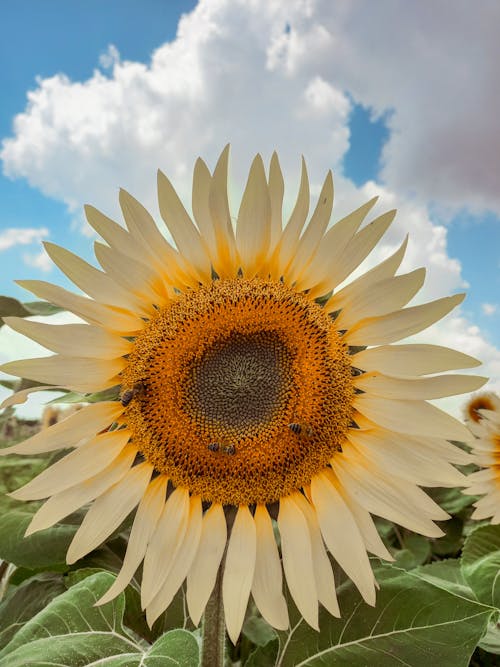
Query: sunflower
464 392 500 523
0 147 486 643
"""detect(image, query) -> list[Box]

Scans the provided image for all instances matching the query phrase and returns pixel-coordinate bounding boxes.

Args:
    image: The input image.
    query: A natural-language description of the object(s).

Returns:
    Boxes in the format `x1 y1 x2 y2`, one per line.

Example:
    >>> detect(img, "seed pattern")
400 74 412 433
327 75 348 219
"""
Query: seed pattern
120 278 354 505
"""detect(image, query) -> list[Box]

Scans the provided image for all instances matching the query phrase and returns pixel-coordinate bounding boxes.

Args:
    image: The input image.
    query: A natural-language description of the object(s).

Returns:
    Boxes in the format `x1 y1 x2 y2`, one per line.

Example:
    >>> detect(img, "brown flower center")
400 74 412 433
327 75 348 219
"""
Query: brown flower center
120 278 353 505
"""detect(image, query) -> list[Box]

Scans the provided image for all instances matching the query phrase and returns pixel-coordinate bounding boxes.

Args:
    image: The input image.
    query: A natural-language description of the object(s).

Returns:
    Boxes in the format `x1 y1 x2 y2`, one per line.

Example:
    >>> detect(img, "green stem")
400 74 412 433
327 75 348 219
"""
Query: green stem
201 564 226 667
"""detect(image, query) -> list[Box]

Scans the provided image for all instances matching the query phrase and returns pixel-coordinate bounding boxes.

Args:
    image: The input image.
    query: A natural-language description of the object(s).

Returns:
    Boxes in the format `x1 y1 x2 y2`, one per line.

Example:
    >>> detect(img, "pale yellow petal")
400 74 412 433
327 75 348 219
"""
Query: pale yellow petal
354 371 487 400
410 435 472 465
187 503 227 625
277 495 318 630
345 293 465 346
146 495 203 626
292 493 340 617
333 454 445 536
157 169 211 281
0 355 125 394
334 268 425 330
10 429 131 500
16 280 144 334
337 485 393 561
25 446 137 535
311 471 376 605
94 242 166 309
97 475 168 605
236 154 271 278
223 506 257 645
119 188 188 287
354 395 472 442
267 152 284 252
85 204 148 259
43 242 144 313
192 157 217 255
208 145 238 277
347 429 466 488
271 157 309 278
66 461 153 564
0 384 62 410
0 401 123 456
141 487 190 608
323 210 396 292
297 197 378 295
3 317 132 359
286 171 333 285
325 235 408 313
251 505 289 630
352 344 481 375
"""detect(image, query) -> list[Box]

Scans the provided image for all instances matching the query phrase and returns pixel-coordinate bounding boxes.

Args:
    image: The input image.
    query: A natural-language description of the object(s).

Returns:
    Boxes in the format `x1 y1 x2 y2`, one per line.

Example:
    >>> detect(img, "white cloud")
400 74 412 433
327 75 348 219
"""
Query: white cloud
0 312 81 419
22 247 53 272
99 44 120 70
268 0 500 215
0 0 497 417
0 227 48 251
482 303 498 316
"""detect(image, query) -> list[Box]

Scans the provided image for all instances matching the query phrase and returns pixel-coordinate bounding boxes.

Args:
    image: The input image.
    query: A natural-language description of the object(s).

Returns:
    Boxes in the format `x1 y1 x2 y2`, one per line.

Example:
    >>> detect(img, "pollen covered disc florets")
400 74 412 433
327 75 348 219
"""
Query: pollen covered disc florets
121 278 353 505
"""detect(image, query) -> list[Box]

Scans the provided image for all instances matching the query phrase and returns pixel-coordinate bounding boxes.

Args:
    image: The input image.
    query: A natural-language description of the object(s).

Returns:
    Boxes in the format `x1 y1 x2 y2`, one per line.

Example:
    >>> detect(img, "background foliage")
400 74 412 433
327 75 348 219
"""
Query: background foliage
1 414 499 666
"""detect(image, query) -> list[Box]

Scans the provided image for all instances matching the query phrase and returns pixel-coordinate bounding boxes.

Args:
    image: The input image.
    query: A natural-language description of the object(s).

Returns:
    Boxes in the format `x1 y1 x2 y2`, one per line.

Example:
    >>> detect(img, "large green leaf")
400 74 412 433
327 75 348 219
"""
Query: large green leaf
0 455 48 497
0 508 78 568
0 296 64 327
429 486 476 515
0 572 199 666
462 524 500 608
0 573 66 649
250 561 493 667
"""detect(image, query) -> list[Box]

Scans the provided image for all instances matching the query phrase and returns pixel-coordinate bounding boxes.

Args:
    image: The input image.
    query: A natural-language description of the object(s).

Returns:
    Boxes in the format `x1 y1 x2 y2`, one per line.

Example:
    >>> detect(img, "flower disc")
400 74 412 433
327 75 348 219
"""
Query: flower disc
121 278 353 505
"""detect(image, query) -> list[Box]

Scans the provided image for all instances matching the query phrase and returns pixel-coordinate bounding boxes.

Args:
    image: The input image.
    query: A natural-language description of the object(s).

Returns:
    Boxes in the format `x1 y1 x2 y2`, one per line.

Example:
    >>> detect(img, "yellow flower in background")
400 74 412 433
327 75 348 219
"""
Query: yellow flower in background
464 392 500 523
0 147 486 643
465 391 500 424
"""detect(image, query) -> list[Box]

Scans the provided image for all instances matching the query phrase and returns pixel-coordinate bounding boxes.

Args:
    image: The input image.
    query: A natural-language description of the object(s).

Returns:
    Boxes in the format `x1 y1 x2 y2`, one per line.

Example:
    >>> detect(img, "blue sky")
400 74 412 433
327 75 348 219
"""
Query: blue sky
0 0 197 300
0 1 499 412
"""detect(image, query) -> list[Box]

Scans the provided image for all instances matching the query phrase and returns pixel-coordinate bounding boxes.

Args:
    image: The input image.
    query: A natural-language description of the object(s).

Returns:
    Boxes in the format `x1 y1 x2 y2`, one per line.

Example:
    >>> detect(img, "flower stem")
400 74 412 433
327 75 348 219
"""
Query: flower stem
201 564 226 667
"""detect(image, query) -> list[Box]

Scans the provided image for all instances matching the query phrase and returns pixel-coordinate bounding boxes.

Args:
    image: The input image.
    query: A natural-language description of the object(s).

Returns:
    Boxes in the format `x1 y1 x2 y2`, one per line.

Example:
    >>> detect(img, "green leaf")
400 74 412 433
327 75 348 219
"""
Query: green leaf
244 639 279 667
0 508 78 568
429 486 476 515
0 455 48 497
47 385 120 405
0 297 31 320
432 517 464 556
145 629 200 666
462 524 500 608
272 561 492 666
23 300 65 317
243 614 278 647
0 296 64 327
0 573 66 649
478 618 500 654
394 533 431 569
0 572 138 664
0 572 200 666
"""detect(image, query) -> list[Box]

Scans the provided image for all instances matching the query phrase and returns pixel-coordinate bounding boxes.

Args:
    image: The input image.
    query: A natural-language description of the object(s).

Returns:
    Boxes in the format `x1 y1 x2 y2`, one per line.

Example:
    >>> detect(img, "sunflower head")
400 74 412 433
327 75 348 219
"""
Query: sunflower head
464 391 500 423
464 391 500 524
0 147 486 643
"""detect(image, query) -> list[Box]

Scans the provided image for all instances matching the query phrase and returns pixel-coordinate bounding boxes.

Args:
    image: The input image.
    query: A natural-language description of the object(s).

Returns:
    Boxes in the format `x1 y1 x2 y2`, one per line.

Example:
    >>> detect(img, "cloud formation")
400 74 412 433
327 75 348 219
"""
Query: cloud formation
0 227 48 252
482 303 498 316
22 247 52 273
0 0 497 415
